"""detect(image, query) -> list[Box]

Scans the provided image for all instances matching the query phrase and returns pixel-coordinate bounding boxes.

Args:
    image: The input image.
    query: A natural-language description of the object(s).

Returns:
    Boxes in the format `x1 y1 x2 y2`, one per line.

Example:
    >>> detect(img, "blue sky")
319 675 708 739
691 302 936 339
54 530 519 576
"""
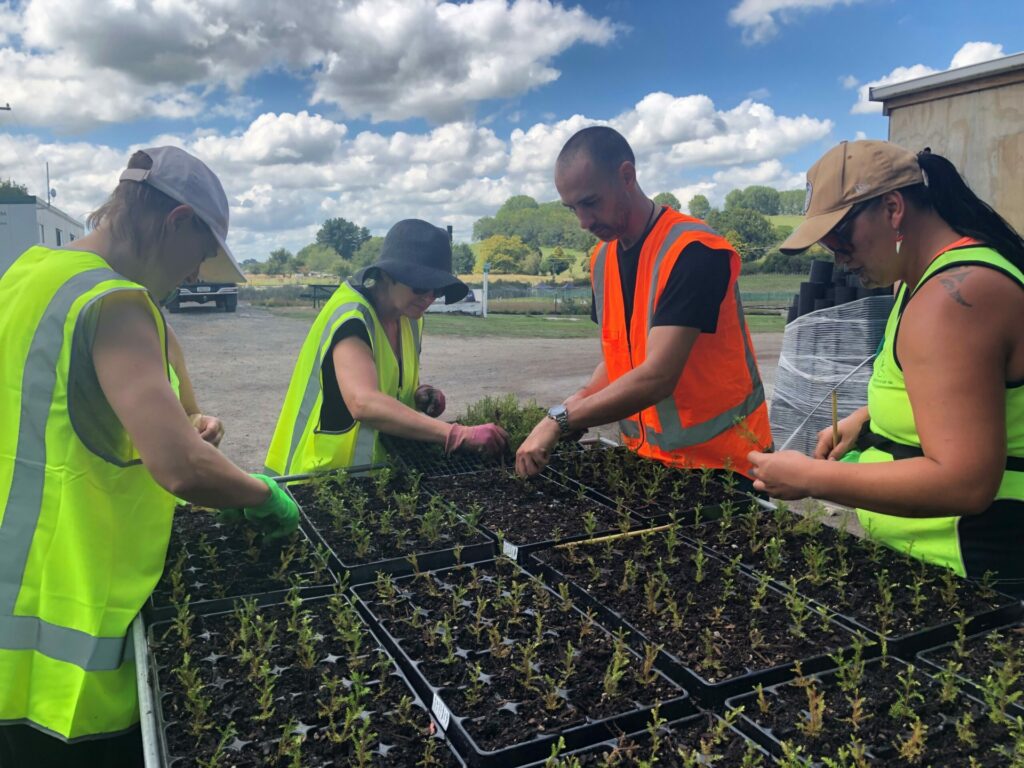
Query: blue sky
1 0 1021 261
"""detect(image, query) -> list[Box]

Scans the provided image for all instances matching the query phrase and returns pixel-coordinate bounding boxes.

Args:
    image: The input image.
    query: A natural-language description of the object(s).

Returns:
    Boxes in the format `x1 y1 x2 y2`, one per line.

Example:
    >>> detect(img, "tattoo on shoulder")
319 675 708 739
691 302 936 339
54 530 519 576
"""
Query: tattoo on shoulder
938 268 973 308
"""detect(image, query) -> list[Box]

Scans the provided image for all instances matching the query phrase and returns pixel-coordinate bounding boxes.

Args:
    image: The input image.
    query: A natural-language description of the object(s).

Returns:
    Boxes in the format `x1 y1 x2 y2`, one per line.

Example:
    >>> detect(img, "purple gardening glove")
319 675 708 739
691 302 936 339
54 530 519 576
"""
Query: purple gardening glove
414 385 446 417
444 423 509 456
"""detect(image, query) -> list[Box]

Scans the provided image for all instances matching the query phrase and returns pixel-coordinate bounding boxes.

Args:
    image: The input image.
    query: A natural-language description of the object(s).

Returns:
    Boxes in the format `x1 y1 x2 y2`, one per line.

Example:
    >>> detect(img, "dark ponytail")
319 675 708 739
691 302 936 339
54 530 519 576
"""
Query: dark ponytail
899 149 1024 272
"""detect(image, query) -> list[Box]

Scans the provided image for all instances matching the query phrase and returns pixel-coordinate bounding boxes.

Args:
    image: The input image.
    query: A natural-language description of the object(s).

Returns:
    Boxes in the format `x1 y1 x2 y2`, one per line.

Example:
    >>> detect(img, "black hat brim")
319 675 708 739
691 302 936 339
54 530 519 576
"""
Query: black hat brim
355 261 470 304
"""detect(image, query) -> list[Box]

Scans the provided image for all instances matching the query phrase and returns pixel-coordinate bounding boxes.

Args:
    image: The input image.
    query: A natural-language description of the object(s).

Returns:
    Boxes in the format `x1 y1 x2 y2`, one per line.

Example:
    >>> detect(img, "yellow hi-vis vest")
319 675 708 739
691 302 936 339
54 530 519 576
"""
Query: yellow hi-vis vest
264 280 421 476
858 241 1024 582
0 246 176 740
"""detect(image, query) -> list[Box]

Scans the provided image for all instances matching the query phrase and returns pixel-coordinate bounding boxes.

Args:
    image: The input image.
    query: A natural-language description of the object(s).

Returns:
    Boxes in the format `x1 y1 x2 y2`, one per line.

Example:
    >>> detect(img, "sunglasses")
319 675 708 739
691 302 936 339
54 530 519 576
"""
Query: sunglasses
821 200 874 254
409 285 435 296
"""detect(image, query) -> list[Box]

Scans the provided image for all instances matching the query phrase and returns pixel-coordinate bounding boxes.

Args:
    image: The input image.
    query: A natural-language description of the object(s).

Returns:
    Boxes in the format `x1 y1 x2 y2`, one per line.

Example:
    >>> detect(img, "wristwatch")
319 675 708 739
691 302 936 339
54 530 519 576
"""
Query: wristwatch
546 404 572 436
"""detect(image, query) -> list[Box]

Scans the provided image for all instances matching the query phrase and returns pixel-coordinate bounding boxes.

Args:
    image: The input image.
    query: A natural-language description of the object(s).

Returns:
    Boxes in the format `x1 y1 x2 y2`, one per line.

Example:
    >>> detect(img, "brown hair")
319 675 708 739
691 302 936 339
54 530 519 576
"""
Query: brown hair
87 150 197 249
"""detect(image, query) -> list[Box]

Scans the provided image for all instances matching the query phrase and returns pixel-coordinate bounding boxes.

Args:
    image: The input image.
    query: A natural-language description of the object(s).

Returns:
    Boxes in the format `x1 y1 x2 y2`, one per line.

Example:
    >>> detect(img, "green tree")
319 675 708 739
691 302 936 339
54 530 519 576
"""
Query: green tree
452 243 475 274
724 188 748 211
0 178 29 199
779 189 806 215
707 208 775 260
653 192 681 211
743 186 781 216
475 235 532 273
352 236 384 269
240 258 262 275
473 215 498 241
264 248 295 275
688 194 711 219
541 246 571 277
297 243 344 275
316 217 370 259
497 195 539 215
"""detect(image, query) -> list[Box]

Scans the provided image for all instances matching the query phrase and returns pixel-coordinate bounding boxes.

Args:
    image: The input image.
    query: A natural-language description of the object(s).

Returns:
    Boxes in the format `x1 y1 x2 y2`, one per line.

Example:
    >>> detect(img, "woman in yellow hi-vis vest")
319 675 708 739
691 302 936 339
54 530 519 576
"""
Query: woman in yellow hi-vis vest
0 147 298 767
748 141 1024 597
265 219 508 477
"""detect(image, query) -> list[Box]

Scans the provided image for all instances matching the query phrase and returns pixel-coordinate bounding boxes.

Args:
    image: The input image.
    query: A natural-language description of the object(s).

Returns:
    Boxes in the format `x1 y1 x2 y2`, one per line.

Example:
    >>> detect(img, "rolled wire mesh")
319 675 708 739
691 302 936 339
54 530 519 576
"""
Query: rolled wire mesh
769 295 894 456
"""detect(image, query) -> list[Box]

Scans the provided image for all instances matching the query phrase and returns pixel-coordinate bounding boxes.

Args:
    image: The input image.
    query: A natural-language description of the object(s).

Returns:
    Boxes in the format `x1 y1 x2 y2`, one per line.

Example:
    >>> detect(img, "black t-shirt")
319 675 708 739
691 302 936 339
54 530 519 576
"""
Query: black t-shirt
590 209 731 332
320 284 381 432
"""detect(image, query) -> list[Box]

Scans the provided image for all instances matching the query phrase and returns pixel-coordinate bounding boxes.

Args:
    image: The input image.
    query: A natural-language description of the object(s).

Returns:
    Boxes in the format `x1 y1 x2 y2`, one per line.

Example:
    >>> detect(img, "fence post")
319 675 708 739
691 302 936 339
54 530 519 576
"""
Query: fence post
482 262 489 318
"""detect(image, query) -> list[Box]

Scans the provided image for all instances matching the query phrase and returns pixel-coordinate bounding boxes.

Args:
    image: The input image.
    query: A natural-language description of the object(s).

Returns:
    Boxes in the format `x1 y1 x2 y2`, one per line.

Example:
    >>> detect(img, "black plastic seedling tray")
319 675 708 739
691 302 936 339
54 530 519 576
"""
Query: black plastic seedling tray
146 515 336 623
145 591 465 768
422 468 637 563
689 518 1024 659
525 550 864 707
352 559 695 768
916 621 1024 718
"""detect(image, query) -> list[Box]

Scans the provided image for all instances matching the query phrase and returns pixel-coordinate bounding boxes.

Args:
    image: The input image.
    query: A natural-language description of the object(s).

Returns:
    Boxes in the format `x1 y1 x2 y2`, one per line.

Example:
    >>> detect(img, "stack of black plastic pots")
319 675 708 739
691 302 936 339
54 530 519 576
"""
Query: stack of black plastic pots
786 259 891 323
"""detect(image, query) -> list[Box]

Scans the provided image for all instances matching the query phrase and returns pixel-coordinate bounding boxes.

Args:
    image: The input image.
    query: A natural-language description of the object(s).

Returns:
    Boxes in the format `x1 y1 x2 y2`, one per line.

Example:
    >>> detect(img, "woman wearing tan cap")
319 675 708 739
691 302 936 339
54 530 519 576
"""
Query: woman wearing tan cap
748 140 1024 595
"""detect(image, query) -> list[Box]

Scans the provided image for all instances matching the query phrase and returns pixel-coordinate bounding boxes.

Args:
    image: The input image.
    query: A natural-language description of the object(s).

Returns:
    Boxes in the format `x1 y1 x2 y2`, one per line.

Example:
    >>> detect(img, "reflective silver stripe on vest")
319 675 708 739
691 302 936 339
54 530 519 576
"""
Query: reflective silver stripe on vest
283 300 377 475
0 267 132 671
591 243 609 329
646 282 766 451
619 418 641 438
411 319 422 356
646 222 716 333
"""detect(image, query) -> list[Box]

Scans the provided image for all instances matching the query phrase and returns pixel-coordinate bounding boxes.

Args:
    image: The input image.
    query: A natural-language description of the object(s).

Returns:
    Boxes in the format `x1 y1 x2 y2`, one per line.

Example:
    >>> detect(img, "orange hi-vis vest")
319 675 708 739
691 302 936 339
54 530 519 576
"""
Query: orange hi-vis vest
591 208 772 478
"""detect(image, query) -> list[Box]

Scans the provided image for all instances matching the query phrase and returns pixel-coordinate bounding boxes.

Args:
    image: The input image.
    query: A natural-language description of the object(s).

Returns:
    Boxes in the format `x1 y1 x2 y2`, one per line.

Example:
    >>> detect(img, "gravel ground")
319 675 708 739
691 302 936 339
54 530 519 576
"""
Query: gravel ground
168 302 784 473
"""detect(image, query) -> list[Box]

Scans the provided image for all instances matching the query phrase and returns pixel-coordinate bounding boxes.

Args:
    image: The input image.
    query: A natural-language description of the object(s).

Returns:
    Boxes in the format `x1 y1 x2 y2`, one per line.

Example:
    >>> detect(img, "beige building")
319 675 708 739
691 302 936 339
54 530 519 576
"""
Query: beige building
870 51 1024 234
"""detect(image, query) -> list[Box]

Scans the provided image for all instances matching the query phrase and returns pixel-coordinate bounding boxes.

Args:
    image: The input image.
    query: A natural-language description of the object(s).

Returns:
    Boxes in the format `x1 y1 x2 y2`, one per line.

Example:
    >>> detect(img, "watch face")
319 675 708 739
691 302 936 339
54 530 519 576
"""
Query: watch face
548 405 567 418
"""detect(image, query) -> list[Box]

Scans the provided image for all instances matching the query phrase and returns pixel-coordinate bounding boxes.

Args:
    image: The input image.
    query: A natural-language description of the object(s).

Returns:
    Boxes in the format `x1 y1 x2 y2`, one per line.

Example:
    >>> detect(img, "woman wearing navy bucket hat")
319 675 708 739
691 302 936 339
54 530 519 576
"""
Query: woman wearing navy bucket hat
266 219 509 475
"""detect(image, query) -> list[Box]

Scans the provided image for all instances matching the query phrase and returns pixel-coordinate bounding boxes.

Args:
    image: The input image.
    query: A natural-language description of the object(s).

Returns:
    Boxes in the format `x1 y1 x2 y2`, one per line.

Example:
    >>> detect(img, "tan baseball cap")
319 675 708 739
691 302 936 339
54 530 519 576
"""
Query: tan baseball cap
779 140 924 254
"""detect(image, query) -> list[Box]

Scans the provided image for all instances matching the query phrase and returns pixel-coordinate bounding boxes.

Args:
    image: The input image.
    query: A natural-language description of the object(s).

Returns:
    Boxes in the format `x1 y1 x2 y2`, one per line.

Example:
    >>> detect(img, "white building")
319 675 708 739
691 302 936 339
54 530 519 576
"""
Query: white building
0 194 85 263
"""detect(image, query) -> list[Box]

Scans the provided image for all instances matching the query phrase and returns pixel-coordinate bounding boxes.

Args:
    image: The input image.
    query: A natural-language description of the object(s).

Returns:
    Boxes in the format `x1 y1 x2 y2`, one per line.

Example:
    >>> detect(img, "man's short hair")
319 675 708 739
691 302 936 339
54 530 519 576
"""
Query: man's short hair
557 126 635 178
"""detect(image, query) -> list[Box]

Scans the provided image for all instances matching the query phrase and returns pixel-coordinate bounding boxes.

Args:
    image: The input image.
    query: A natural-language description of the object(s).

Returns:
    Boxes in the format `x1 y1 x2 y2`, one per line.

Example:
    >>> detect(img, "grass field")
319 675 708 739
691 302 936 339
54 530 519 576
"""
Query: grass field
769 214 804 229
265 305 784 335
738 273 804 292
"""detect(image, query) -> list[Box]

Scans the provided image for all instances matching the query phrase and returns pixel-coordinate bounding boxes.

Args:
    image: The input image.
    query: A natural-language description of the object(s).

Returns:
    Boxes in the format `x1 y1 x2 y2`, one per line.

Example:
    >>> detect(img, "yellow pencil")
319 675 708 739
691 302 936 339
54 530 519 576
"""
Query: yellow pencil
831 389 840 451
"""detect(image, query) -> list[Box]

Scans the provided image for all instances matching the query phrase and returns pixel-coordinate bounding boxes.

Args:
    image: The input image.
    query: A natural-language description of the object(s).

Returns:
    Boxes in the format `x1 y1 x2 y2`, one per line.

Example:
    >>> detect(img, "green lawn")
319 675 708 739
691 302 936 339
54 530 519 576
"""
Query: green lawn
769 214 804 229
738 273 805 292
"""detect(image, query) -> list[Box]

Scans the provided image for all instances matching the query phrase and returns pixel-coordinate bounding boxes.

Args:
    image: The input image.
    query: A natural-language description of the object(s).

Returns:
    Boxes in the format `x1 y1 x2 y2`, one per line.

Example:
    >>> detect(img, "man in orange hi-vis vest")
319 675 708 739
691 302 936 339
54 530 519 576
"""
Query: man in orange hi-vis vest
515 126 772 484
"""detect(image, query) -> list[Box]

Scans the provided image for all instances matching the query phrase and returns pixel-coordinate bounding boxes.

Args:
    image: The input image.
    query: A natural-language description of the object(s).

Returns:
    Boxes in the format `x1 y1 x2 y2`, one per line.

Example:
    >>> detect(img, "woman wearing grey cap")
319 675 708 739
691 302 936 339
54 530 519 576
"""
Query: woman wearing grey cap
0 147 298 765
747 140 1024 596
265 218 509 475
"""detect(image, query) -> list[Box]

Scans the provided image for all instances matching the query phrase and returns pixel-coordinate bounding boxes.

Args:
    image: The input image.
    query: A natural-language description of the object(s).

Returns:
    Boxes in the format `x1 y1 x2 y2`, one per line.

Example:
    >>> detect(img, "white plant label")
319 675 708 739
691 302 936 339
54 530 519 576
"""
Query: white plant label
431 693 451 731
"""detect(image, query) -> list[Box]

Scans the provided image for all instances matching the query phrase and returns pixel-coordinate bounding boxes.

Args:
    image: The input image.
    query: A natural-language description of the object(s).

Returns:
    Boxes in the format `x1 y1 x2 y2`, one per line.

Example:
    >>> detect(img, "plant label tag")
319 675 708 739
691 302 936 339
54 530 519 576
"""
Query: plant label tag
431 693 451 731
502 540 519 561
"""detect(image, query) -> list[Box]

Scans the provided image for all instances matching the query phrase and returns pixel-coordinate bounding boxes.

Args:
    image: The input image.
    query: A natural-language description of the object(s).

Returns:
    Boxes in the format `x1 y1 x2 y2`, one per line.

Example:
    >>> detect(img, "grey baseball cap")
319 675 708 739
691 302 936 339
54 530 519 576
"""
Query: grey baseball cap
119 146 245 283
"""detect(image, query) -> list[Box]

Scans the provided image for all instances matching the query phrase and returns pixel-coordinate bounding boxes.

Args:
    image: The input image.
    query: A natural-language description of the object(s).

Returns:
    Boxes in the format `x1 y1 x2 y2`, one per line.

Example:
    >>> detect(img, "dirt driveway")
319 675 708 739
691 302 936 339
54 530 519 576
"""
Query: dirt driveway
169 303 783 472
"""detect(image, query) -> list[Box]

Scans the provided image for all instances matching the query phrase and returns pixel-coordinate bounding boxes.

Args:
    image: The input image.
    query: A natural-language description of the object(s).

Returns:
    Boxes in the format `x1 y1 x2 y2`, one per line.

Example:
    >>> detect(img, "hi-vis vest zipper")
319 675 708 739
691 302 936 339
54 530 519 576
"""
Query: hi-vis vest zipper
591 209 773 477
0 246 175 740
265 280 421 476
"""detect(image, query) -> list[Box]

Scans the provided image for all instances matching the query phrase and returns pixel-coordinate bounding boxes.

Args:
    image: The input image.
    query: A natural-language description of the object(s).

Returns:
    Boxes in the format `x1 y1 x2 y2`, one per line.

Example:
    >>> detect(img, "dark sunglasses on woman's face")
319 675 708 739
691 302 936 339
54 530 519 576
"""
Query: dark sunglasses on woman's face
410 285 434 296
821 200 873 253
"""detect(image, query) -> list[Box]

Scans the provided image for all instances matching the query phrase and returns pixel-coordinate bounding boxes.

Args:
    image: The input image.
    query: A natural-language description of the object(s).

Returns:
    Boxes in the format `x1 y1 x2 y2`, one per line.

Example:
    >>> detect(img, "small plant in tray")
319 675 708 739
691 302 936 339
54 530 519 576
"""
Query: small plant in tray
355 557 689 763
731 644 1024 766
534 520 856 701
689 502 1020 647
150 584 459 767
150 506 334 610
291 468 491 568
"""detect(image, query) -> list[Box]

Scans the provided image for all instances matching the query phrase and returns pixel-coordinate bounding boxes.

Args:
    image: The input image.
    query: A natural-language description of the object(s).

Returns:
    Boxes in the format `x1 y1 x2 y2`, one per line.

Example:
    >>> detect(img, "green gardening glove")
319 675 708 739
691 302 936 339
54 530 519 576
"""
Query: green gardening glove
218 474 299 541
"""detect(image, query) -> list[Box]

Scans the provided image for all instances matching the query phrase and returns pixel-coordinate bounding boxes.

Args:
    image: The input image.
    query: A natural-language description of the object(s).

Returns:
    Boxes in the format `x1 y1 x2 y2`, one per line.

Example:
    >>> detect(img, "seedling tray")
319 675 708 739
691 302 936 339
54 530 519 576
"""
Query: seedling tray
287 471 496 587
422 468 634 561
146 506 336 622
689 511 1024 657
526 533 863 707
727 654 1024 765
916 621 1024 719
352 558 694 768
144 591 462 767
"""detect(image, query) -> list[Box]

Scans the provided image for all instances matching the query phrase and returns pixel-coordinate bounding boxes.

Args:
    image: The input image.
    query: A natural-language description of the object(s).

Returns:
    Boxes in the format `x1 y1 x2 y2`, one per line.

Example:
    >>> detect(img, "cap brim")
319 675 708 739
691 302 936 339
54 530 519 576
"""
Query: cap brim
359 261 469 304
198 233 246 283
778 206 851 255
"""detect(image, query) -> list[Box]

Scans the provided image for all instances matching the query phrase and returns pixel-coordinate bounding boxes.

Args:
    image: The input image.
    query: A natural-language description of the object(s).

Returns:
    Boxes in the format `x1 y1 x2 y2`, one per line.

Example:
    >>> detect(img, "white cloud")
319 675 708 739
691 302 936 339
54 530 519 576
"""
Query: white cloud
0 92 830 260
841 75 859 89
728 0 866 44
851 40 1007 114
950 41 1005 69
2 0 616 129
